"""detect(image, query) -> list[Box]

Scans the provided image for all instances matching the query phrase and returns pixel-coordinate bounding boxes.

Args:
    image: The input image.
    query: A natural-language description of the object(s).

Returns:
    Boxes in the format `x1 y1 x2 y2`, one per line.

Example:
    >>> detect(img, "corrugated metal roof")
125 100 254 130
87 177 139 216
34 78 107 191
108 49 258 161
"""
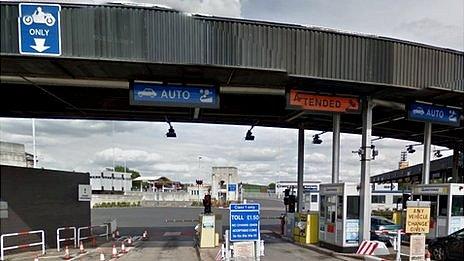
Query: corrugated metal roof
1 3 463 92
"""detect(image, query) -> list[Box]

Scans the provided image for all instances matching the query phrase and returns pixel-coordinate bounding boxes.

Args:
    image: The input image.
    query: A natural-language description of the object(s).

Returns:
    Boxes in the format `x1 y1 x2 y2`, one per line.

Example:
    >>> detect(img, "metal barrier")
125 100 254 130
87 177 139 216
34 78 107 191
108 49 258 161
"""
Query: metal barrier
373 229 406 261
77 224 109 245
0 230 45 261
56 227 77 251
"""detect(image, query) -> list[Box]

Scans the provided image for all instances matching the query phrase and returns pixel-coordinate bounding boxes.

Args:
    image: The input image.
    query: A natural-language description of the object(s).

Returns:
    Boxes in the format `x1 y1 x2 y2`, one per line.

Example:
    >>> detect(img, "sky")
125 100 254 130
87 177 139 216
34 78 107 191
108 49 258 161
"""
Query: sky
0 0 461 185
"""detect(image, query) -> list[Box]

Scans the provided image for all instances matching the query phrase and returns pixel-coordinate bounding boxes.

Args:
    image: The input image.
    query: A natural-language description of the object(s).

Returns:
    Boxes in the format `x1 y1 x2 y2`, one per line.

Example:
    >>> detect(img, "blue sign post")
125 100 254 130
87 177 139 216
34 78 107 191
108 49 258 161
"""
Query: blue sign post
229 203 260 241
407 102 461 127
18 3 61 56
130 82 219 109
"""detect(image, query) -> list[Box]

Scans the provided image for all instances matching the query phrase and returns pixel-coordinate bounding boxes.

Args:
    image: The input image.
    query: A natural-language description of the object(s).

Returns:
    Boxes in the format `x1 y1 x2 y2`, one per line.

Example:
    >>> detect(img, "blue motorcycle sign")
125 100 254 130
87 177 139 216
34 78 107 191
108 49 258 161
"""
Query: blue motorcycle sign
18 3 61 56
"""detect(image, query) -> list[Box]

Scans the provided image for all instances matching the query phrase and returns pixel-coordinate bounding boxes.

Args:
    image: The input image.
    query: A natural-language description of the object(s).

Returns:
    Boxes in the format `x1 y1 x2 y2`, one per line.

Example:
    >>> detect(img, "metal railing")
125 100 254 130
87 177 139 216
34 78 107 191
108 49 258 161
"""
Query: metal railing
56 227 77 251
0 230 45 261
373 229 406 261
77 224 109 245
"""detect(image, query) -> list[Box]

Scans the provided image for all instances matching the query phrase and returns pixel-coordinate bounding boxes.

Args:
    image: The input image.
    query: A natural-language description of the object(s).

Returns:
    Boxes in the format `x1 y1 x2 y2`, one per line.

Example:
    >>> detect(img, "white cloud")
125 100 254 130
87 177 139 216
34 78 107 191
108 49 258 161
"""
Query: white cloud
94 147 162 163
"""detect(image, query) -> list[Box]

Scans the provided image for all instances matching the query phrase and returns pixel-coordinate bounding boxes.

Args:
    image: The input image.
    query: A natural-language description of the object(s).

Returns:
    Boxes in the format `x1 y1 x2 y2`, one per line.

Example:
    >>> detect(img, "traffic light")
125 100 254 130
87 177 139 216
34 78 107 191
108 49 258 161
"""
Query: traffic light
288 195 296 213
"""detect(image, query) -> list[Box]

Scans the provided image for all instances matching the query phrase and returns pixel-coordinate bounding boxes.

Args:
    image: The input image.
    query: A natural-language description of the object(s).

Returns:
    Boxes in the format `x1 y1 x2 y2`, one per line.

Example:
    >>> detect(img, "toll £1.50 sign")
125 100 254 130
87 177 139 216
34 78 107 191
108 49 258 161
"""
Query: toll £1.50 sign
230 203 260 241
406 207 430 234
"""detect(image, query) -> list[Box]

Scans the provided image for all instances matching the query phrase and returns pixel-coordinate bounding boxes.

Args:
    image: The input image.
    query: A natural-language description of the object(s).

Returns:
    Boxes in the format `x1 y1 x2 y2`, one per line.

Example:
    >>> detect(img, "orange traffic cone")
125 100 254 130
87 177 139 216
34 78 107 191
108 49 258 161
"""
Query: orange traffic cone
142 230 148 241
79 241 86 254
120 242 127 254
99 252 105 261
63 246 71 260
127 237 132 246
111 244 118 258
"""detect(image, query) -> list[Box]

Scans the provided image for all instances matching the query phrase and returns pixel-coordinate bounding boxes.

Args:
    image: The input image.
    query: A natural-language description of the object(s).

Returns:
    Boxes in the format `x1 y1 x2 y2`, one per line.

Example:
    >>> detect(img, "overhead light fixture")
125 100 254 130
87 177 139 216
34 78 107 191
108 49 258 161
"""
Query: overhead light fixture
312 134 322 144
165 118 176 138
245 127 255 141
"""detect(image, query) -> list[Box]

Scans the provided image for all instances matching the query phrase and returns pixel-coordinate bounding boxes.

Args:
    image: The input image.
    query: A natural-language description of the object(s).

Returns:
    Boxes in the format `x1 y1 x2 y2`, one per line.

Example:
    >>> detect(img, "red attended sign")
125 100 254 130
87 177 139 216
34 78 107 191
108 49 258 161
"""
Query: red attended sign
287 90 360 113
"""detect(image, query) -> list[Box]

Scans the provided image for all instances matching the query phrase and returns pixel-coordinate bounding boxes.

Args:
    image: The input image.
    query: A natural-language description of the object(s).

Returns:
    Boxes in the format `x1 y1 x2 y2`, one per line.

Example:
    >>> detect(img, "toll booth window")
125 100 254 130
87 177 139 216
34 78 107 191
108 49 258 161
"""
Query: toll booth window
347 196 360 219
372 195 386 204
451 195 464 216
320 196 325 217
439 195 448 216
337 196 343 219
311 195 318 203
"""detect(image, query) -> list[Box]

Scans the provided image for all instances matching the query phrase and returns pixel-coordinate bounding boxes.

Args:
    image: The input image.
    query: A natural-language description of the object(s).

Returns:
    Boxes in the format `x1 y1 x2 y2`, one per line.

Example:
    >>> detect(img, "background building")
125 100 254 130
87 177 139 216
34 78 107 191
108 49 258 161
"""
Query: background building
186 184 211 202
0 141 35 167
90 168 132 194
211 167 239 201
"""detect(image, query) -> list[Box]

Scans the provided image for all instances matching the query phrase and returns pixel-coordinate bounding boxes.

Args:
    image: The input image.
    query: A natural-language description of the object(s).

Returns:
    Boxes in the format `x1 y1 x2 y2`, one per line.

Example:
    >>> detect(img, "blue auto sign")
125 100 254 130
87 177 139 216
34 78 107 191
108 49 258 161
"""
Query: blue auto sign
230 203 260 241
408 102 461 127
18 3 61 56
130 82 219 109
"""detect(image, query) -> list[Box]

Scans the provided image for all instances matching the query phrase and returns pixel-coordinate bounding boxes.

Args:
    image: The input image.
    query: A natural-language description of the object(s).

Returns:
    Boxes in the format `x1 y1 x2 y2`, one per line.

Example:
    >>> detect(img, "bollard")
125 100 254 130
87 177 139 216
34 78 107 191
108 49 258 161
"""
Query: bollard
63 246 71 260
111 244 118 258
79 241 86 254
142 230 148 241
127 237 132 246
34 256 39 261
425 250 431 261
120 242 127 254
99 252 105 261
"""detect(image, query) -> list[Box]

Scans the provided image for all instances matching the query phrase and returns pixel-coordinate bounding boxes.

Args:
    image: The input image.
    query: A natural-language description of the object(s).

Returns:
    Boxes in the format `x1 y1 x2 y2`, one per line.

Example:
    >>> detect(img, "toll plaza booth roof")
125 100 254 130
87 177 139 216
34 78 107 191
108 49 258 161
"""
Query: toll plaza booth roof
370 156 461 184
1 2 463 149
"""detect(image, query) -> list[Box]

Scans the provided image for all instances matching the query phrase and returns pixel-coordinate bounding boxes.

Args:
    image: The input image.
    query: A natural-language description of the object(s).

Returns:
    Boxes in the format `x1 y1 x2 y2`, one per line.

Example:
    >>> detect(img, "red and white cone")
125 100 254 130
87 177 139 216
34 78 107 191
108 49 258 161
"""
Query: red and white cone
127 237 133 246
425 250 431 261
115 229 120 238
111 244 118 258
34 256 39 261
142 230 148 241
99 252 105 261
63 246 71 260
120 242 127 254
79 241 86 254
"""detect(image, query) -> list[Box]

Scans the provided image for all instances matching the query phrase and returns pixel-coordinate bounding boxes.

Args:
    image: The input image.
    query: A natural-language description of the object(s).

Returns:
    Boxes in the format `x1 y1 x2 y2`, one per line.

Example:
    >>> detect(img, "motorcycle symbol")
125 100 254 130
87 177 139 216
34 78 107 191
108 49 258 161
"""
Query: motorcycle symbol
23 7 56 26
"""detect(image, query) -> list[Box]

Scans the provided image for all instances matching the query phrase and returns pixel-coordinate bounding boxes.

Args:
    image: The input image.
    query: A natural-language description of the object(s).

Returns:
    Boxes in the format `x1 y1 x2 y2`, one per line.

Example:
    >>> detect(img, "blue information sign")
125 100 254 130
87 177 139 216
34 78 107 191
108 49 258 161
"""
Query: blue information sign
18 3 61 56
130 82 219 109
230 203 260 241
228 184 237 192
407 102 461 127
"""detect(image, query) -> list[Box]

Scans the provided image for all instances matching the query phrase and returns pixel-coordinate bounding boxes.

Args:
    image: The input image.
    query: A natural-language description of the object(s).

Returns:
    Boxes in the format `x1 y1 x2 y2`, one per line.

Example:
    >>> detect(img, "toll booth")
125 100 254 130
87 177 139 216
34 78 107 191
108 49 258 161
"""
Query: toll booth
319 183 360 253
411 183 464 239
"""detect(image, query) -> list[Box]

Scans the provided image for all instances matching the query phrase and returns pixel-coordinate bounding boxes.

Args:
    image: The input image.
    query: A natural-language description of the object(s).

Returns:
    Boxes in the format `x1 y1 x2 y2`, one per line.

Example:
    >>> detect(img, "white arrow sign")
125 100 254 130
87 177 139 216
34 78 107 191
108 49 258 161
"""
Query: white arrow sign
30 38 50 52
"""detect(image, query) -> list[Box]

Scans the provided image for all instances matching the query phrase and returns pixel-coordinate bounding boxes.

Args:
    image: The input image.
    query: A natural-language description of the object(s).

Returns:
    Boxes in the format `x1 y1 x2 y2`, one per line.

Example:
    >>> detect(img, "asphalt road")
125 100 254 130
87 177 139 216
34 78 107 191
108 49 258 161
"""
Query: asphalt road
89 201 358 261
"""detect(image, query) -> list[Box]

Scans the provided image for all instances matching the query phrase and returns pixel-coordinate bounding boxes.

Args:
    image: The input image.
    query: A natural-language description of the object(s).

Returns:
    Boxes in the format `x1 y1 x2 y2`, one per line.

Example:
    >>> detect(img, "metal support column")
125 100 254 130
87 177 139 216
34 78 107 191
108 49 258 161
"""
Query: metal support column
332 113 340 183
359 97 373 241
32 118 37 168
422 122 432 184
452 149 459 183
297 125 305 213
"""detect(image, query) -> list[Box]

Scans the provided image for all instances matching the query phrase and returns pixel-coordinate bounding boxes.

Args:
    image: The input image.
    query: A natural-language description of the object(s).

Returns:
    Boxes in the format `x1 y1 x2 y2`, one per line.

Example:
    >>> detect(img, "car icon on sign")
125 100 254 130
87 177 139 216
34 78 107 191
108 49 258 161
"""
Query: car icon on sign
412 107 425 115
137 88 157 98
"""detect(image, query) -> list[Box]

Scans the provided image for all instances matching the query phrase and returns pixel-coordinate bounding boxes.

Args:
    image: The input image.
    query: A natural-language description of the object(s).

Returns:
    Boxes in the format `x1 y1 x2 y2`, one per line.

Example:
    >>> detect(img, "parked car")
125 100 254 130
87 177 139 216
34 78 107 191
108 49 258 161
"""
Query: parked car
428 228 464 261
370 216 401 246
